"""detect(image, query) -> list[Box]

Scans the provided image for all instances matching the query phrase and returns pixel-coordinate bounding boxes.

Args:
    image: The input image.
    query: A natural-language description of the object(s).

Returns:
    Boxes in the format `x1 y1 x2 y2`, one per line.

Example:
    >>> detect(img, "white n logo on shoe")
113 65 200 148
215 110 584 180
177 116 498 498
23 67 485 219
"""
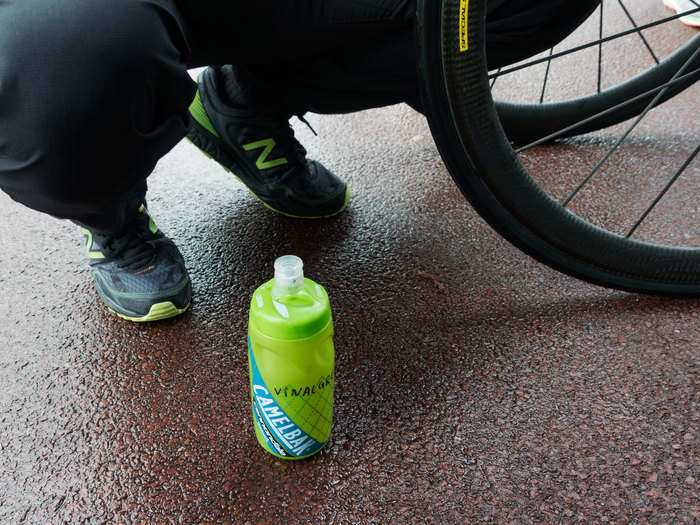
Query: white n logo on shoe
243 138 289 170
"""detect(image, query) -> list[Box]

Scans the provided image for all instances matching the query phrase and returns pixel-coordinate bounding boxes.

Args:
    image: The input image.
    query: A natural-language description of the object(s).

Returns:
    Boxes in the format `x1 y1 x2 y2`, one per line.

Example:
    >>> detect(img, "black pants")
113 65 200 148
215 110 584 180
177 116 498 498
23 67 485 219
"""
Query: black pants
0 0 598 232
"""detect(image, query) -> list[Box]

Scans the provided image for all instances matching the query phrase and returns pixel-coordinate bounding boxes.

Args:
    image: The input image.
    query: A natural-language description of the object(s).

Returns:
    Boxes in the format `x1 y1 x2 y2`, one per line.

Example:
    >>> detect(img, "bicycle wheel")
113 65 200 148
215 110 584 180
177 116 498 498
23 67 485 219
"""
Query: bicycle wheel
493 2 700 144
417 0 700 296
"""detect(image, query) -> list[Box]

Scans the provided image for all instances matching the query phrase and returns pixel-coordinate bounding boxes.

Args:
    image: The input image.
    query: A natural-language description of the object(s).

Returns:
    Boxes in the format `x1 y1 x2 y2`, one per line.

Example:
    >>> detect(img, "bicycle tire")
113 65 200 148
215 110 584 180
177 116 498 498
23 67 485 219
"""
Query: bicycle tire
417 0 700 297
496 34 700 144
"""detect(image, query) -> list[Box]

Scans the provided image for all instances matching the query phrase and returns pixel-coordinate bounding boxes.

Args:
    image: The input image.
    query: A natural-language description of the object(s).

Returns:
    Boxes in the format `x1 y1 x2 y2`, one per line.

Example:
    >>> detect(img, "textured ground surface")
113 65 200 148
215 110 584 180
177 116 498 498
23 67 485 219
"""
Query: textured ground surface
1 5 699 524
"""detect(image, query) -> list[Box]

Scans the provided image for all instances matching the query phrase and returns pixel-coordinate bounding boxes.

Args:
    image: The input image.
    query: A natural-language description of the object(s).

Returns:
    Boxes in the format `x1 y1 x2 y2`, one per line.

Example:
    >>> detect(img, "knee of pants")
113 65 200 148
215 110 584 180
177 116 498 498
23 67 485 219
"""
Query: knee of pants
0 0 194 217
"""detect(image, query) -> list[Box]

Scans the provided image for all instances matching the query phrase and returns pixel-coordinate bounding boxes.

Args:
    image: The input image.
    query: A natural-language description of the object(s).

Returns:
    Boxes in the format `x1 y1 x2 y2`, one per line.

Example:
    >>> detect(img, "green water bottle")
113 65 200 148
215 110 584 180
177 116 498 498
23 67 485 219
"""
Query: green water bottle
247 255 335 459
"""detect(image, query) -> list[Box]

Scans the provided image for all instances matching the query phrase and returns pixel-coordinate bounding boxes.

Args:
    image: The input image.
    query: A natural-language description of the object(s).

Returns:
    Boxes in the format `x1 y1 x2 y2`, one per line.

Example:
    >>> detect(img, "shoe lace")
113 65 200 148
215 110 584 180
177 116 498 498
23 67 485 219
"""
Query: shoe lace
103 230 158 272
297 115 318 137
273 115 318 165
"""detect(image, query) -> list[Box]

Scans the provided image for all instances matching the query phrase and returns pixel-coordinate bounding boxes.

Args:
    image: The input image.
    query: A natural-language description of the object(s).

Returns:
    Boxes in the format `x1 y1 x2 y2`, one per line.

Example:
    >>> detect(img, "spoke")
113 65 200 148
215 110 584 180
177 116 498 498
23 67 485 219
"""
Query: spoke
562 45 700 207
626 144 700 238
514 69 700 154
539 48 555 104
490 68 501 89
488 10 699 80
617 0 659 64
598 1 604 93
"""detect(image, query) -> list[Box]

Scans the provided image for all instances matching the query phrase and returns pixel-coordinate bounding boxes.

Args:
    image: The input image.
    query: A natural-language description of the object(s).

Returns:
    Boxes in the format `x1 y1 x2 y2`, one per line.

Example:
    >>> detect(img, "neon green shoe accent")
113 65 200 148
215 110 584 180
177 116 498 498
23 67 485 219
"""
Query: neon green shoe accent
188 91 219 137
138 204 159 234
82 228 106 260
242 138 289 170
107 301 190 322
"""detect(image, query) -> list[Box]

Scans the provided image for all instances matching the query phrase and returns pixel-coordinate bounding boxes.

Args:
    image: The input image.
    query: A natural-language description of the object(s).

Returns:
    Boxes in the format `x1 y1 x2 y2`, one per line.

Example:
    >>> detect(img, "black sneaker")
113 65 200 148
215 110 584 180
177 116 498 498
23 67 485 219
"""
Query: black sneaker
82 205 192 322
187 67 350 218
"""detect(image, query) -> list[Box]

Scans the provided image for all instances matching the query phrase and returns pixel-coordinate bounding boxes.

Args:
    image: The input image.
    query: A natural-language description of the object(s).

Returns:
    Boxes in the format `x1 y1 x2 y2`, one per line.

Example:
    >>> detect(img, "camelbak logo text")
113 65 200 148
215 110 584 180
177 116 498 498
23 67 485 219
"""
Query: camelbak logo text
249 338 325 458
252 385 319 456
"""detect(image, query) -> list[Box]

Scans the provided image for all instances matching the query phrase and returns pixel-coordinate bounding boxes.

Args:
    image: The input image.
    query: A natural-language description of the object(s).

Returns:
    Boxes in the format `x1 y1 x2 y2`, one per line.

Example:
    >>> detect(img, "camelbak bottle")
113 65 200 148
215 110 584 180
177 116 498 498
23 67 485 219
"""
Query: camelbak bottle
247 255 335 459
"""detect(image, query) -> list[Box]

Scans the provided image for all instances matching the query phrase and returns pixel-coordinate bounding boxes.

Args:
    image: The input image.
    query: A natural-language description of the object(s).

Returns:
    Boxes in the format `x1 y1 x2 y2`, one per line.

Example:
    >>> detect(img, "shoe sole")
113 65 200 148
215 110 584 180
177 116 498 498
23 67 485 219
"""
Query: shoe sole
107 301 191 322
664 0 700 27
94 276 192 322
186 115 351 220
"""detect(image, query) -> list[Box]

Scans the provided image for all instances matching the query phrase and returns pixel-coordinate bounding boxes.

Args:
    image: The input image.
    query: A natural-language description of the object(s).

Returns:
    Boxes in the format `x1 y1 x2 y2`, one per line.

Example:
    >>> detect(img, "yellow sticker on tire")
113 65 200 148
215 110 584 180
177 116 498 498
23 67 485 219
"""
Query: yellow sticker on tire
459 0 469 51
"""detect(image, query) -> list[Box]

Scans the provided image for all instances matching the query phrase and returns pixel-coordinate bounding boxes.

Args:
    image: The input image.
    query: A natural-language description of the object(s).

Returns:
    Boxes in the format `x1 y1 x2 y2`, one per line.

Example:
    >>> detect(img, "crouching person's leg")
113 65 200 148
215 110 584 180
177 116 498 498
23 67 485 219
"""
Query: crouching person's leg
0 0 195 321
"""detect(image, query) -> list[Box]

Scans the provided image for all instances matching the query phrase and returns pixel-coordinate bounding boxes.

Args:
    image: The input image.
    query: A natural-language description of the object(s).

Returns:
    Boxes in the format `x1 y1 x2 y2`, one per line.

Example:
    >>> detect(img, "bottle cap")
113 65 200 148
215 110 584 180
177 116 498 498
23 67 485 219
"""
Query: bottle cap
272 255 304 297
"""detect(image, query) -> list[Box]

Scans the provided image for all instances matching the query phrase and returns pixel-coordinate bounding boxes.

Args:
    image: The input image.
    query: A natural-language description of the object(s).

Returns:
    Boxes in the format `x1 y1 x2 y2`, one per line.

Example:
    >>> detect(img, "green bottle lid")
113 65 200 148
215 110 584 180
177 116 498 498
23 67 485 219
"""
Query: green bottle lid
249 256 332 341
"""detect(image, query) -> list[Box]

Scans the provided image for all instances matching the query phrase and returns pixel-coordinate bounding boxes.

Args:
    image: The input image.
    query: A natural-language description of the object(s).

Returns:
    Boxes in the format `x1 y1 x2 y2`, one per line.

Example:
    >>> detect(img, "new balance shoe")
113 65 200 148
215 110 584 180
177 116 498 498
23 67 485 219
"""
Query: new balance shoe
82 205 191 322
664 0 700 27
187 67 350 219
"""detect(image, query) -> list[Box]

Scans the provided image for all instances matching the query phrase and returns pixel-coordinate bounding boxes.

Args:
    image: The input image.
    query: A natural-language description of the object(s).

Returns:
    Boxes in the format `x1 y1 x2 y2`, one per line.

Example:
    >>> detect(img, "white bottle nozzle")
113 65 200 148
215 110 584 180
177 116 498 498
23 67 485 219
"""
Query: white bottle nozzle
272 255 304 297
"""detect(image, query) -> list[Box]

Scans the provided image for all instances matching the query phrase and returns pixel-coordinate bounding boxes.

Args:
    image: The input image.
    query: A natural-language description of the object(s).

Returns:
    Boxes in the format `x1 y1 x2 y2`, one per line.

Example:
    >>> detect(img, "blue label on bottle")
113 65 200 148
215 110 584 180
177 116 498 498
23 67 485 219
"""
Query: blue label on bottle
249 338 325 458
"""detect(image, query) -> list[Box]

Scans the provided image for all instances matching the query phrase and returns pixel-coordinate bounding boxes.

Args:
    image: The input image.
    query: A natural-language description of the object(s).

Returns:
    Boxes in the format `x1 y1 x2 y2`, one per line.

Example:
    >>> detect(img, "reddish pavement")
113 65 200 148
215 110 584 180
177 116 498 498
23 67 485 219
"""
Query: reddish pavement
1 9 699 525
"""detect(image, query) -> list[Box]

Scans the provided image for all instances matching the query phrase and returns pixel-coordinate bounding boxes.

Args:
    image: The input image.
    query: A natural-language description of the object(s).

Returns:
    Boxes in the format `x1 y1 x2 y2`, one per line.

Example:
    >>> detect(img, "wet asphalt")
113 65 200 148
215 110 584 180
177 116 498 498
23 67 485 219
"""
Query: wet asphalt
1 11 699 525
